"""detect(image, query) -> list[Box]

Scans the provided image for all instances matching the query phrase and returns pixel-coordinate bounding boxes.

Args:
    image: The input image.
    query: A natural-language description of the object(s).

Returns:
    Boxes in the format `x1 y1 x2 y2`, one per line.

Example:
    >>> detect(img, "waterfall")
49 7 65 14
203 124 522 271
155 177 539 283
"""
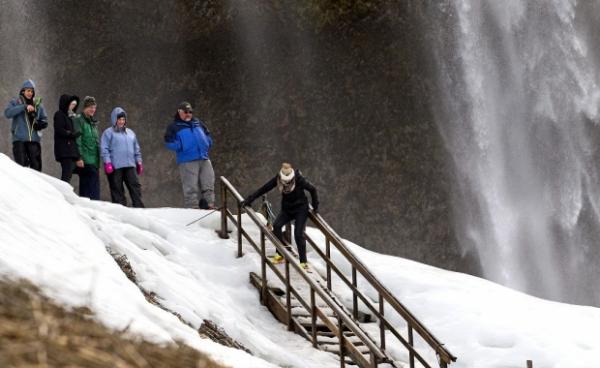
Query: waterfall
431 1 600 305
0 1 49 87
0 0 50 153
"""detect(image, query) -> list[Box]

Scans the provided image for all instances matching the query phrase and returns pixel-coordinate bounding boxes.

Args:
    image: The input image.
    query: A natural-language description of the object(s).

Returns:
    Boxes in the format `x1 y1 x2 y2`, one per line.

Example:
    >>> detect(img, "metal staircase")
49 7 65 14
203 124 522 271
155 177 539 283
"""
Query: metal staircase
217 176 457 368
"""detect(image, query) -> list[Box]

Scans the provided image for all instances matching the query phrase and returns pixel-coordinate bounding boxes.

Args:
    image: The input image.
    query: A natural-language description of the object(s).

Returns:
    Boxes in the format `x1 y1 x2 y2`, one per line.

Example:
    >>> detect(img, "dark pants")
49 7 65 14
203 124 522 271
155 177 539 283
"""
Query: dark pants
108 167 144 208
13 141 41 171
58 158 76 183
78 164 100 200
273 208 309 263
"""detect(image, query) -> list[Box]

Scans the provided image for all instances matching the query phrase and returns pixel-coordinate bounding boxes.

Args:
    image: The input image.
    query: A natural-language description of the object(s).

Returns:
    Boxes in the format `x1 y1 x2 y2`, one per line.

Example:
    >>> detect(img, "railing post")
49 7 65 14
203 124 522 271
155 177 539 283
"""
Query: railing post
237 200 243 257
218 181 229 239
379 293 385 351
370 351 377 368
261 230 267 304
311 288 317 347
286 258 293 331
339 315 345 368
527 360 533 368
408 325 414 368
326 238 332 291
352 266 358 319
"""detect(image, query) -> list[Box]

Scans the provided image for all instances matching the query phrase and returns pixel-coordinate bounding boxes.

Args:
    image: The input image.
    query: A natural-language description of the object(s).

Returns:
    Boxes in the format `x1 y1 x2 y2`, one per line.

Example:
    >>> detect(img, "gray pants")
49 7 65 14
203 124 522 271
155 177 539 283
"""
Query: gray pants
178 159 215 208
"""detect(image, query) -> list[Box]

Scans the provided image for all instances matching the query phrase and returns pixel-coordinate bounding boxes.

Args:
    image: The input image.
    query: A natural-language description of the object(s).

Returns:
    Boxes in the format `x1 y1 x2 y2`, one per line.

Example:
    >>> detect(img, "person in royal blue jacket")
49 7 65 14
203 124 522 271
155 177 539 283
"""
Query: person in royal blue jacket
100 107 144 208
4 79 48 171
164 101 215 209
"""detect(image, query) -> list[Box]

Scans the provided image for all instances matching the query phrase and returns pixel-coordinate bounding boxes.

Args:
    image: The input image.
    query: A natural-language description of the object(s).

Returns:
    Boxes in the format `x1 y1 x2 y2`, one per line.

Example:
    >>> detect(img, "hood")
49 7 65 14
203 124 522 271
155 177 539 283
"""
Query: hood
59 94 80 114
20 79 36 97
110 107 127 126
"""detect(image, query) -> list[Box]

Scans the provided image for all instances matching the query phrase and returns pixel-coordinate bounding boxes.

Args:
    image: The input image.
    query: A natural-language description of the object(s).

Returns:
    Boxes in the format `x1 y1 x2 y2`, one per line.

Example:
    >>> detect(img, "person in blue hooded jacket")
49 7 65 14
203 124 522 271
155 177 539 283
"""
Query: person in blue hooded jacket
100 107 144 208
4 79 48 171
164 101 215 209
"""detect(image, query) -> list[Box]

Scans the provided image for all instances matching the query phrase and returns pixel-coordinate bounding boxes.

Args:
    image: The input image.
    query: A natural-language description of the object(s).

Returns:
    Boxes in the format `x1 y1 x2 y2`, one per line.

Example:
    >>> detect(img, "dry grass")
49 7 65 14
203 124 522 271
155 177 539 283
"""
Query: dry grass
0 278 229 368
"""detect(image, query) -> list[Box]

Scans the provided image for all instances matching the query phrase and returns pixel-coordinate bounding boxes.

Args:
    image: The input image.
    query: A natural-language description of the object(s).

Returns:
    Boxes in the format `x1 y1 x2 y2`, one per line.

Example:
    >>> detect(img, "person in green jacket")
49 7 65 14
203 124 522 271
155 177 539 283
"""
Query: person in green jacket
73 96 100 200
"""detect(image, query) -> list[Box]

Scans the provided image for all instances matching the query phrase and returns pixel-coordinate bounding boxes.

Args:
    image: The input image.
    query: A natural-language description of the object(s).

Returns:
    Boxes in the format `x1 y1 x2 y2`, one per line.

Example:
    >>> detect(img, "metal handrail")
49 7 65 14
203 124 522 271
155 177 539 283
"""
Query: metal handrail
218 176 456 367
307 212 457 366
218 177 387 367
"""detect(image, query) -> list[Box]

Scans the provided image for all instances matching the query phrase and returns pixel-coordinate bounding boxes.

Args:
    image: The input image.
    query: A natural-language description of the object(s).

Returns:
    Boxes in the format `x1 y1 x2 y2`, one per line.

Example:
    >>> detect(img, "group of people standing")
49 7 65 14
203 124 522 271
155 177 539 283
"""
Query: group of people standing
4 79 217 210
4 79 320 269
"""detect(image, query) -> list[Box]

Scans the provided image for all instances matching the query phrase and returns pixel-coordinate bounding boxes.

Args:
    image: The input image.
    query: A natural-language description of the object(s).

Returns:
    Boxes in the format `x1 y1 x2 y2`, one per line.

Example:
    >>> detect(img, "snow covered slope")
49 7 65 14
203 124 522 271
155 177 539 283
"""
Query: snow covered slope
0 153 598 368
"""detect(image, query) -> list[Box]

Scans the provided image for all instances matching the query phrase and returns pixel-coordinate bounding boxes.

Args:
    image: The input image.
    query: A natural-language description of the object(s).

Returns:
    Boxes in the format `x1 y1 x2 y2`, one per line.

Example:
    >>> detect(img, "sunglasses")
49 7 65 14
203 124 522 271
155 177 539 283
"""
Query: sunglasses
182 110 193 114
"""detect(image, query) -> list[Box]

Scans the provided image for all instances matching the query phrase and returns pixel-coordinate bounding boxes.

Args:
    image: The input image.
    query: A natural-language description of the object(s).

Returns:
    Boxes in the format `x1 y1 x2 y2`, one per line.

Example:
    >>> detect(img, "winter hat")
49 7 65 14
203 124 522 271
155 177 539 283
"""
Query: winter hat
280 163 294 180
278 163 296 194
178 101 193 112
82 96 97 108
279 163 295 183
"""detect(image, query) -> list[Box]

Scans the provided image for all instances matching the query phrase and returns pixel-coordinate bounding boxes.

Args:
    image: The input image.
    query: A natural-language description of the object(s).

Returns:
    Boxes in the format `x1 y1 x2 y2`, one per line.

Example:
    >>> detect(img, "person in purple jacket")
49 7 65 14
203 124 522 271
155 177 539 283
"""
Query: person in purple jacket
100 107 144 207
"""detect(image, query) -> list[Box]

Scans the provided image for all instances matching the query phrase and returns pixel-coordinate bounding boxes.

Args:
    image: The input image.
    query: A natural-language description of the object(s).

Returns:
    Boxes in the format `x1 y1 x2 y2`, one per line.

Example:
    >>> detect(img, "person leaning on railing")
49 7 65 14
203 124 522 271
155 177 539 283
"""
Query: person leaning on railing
240 162 319 270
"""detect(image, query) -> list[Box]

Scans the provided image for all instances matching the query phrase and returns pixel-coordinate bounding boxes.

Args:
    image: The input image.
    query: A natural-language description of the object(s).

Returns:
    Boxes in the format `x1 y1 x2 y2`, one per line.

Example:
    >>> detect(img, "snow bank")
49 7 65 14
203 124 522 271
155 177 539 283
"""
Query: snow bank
1 153 599 368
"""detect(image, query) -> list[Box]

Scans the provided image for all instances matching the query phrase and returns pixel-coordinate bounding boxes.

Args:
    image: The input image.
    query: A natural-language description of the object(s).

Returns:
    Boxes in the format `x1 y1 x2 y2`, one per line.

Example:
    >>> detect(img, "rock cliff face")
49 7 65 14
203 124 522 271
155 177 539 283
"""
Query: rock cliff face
0 1 478 274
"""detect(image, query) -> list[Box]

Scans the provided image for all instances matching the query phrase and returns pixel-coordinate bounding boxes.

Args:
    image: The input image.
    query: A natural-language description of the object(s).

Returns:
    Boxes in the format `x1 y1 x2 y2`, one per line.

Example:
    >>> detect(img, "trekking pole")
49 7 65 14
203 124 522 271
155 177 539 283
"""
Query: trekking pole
186 206 223 226
260 195 276 231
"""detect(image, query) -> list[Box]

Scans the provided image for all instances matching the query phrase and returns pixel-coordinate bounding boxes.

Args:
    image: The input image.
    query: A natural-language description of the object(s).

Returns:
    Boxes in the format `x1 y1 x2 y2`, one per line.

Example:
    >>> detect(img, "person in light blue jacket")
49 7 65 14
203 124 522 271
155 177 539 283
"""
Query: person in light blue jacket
4 79 48 171
100 107 144 207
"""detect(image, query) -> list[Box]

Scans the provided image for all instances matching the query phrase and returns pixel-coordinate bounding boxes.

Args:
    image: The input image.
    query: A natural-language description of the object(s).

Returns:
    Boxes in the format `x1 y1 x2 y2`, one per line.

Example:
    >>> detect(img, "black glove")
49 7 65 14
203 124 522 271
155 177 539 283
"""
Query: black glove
33 120 48 131
70 130 82 139
312 207 319 214
240 197 254 208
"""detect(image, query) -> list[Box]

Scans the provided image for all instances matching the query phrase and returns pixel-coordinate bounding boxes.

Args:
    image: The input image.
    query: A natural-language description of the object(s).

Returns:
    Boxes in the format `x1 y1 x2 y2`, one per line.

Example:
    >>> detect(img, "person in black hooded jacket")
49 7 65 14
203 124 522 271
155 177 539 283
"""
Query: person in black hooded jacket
53 94 82 183
241 163 319 269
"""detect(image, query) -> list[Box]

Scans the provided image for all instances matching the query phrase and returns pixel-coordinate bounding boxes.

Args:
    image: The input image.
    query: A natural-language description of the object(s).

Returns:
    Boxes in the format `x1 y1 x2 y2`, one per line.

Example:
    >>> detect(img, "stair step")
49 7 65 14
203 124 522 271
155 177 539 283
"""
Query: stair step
320 342 372 355
316 334 363 344
317 330 357 337
286 297 330 309
290 306 336 317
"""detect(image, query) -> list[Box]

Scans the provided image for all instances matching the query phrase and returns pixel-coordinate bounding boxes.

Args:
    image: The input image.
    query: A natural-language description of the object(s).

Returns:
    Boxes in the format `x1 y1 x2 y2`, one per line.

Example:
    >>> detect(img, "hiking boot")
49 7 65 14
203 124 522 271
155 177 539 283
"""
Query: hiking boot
271 254 284 264
300 262 309 270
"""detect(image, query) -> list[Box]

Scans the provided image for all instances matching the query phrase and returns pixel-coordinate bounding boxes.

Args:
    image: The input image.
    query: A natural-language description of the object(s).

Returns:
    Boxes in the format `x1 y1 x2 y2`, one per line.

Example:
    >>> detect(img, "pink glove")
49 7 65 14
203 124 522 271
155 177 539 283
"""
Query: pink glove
104 162 114 174
136 162 143 176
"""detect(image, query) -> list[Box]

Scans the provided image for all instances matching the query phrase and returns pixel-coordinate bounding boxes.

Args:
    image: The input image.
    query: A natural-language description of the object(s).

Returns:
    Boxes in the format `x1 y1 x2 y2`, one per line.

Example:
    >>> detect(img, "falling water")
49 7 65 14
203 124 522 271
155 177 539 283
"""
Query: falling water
431 1 600 304
0 0 49 94
0 0 50 157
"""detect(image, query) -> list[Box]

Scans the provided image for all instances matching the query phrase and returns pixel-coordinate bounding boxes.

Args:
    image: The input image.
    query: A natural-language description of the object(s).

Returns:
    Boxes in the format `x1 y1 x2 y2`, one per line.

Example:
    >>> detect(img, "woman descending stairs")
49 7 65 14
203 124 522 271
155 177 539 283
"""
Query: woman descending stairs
218 176 457 368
